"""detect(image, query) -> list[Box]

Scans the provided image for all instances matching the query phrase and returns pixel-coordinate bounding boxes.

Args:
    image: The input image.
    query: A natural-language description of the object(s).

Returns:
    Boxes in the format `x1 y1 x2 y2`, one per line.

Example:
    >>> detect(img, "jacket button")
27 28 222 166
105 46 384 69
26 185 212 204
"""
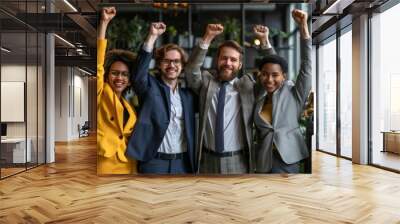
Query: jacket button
119 135 123 139
110 116 114 121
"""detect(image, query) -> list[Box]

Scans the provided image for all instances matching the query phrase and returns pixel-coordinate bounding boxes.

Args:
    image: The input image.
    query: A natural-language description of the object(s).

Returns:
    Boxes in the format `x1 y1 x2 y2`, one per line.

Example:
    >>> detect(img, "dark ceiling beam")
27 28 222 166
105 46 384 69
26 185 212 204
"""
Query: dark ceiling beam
55 55 96 70
7 13 82 32
66 13 97 47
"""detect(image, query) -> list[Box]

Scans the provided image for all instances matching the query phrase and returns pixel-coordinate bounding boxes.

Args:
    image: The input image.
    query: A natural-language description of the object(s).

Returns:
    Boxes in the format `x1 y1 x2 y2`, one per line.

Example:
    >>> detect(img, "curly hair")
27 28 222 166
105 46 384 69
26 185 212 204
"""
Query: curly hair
104 49 137 81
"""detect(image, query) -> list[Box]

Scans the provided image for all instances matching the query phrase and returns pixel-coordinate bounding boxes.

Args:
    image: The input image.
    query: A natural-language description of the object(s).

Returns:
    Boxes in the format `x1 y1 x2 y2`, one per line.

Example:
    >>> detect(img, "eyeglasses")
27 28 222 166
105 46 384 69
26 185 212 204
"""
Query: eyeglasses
160 59 182 65
258 71 284 78
109 70 129 78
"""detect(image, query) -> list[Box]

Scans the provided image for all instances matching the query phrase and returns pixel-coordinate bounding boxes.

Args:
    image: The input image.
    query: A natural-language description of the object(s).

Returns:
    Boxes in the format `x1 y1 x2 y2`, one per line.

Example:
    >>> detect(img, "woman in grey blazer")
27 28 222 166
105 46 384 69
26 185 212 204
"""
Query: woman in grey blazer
254 9 312 173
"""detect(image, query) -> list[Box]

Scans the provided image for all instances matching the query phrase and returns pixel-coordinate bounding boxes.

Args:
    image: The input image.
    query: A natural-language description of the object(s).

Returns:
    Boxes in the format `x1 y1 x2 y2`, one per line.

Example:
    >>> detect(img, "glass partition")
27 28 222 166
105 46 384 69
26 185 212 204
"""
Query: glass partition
0 0 46 179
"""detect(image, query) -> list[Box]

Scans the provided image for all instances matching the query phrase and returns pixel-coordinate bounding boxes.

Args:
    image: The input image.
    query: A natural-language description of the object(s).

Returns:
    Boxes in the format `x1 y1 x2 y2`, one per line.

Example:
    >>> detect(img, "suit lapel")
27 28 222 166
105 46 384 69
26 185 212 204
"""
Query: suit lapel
158 79 171 121
121 98 136 133
255 94 273 129
271 90 280 127
204 78 218 118
179 88 188 138
235 77 256 129
113 93 124 134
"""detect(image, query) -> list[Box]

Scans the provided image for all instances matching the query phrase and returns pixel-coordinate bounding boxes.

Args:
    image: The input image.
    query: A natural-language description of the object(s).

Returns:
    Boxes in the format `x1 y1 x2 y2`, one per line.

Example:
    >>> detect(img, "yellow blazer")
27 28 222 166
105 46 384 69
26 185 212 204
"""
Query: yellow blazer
97 39 137 173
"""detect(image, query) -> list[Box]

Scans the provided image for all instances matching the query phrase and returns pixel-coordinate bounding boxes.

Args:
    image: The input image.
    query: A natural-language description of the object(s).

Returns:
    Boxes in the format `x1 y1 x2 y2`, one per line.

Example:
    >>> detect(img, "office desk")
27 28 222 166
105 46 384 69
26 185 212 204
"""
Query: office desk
382 131 400 154
1 138 31 163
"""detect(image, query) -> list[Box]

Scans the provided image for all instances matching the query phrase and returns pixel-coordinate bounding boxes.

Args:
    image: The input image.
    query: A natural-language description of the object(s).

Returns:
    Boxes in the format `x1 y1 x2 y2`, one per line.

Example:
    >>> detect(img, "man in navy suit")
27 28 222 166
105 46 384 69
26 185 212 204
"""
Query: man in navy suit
126 22 196 174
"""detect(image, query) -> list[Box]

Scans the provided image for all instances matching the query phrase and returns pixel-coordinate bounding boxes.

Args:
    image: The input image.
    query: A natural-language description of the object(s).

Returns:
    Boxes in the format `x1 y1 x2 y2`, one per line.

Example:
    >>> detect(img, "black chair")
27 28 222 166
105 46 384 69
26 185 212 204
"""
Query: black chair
78 121 90 138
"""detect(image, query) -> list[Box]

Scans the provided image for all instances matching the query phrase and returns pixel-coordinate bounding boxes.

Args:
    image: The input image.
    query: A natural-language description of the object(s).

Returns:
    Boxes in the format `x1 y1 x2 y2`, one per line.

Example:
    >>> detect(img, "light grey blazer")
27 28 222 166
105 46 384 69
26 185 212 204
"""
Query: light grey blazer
185 45 275 173
253 38 312 173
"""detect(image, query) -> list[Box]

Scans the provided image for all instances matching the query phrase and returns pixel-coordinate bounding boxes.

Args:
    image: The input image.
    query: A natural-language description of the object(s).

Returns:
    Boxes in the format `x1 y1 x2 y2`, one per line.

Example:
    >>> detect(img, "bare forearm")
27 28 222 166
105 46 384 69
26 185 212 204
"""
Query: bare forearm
144 34 158 48
299 22 310 40
98 21 109 40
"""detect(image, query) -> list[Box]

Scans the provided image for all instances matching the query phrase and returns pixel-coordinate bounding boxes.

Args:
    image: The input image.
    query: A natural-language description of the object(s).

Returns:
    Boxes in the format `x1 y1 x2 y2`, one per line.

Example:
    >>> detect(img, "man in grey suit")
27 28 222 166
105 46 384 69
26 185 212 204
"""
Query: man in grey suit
254 9 312 173
185 24 274 174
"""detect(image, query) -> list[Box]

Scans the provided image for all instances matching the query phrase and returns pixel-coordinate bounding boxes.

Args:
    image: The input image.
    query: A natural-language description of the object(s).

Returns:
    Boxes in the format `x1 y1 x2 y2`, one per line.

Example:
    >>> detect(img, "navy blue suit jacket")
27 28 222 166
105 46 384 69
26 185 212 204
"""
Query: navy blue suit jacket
126 48 197 173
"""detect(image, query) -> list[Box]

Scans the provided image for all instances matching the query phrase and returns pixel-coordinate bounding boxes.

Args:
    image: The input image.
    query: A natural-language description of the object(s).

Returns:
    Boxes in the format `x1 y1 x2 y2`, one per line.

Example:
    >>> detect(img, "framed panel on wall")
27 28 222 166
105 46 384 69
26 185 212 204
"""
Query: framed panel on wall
1 81 25 122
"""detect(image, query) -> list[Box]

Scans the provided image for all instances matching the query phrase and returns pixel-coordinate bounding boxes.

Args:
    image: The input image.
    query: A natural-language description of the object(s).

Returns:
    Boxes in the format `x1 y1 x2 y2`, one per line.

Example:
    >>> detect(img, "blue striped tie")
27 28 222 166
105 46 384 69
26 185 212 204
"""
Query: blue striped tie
215 81 228 153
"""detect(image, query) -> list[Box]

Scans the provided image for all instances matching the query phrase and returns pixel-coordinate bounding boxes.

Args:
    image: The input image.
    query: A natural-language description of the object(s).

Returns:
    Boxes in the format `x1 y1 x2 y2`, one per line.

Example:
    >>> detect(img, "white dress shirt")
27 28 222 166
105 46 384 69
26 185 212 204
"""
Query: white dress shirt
157 83 187 154
203 79 245 152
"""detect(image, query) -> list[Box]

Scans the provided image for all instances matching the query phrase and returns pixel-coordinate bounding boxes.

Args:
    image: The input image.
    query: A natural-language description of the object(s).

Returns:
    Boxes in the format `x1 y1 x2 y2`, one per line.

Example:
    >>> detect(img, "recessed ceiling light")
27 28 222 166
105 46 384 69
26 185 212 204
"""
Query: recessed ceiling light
1 47 11 53
54 34 75 48
78 67 92 76
63 0 78 12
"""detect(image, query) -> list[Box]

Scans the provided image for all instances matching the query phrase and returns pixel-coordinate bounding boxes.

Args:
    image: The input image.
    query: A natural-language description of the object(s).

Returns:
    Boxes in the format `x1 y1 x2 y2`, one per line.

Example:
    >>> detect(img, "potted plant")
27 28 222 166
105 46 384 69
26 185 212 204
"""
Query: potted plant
166 25 178 43
107 15 148 52
269 27 290 48
223 17 241 43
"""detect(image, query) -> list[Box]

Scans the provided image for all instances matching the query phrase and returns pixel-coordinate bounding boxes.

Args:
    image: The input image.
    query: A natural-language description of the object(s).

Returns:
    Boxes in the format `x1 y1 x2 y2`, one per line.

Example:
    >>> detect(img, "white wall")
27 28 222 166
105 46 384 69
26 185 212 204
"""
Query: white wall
1 65 38 138
54 66 89 141
54 66 69 141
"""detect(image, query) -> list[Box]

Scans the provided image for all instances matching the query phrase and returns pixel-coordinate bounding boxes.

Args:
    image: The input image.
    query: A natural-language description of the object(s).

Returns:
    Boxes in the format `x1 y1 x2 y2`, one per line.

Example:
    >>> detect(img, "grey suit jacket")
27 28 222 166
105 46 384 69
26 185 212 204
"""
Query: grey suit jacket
254 38 312 173
185 44 275 173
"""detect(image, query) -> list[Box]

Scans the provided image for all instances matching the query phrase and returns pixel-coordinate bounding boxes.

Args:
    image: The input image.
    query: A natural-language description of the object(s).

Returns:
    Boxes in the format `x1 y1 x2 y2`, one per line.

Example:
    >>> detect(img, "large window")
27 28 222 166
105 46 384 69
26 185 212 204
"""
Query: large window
317 36 337 155
370 3 400 171
339 28 352 158
316 26 353 159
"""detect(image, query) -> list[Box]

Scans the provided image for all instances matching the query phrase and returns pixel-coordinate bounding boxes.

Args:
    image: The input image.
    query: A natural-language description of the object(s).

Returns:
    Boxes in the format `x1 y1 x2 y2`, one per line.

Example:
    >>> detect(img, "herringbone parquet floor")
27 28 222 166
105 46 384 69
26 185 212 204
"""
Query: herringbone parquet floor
1 135 400 223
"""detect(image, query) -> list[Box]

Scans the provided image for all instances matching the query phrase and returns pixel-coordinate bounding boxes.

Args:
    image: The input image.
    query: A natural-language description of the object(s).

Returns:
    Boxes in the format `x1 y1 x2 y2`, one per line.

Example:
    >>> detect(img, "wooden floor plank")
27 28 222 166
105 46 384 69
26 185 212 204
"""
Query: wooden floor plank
1 135 400 223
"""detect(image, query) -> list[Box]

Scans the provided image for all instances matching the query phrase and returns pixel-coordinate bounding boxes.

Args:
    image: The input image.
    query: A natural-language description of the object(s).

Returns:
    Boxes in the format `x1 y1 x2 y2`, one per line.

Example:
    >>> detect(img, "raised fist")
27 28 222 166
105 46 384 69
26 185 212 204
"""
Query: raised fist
101 7 116 23
149 22 167 36
253 25 269 42
205 24 224 38
292 9 308 25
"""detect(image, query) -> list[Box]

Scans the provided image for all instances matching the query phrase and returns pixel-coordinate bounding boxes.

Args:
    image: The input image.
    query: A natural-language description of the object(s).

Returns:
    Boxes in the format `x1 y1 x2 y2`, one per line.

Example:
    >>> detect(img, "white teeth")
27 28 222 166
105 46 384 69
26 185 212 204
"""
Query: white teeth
114 82 124 87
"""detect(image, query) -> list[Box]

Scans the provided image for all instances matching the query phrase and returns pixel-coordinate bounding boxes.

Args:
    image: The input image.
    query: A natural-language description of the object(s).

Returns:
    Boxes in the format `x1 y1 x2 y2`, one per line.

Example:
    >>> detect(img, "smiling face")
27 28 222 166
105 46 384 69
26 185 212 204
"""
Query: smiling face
259 63 286 93
107 61 131 96
217 46 242 81
158 49 182 81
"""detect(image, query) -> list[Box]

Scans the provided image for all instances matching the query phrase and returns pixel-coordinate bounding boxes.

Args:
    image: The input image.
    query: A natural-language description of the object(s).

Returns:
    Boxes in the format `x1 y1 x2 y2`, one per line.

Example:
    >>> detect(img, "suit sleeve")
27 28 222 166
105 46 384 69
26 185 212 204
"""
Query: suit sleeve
132 46 153 97
293 38 312 106
97 39 107 106
262 46 277 56
184 45 208 95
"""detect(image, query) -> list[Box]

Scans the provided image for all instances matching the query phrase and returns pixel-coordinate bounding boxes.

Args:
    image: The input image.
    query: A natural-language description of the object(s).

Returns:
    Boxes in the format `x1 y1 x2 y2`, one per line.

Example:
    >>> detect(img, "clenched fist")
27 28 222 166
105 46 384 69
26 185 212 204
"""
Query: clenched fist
253 25 269 42
101 7 116 23
149 22 167 37
202 24 224 44
292 9 308 26
205 24 224 38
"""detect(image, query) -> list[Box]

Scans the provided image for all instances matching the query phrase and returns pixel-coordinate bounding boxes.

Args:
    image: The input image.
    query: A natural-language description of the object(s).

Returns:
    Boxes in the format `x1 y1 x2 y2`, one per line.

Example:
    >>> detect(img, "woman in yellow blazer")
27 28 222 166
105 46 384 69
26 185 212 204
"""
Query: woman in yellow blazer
97 7 137 174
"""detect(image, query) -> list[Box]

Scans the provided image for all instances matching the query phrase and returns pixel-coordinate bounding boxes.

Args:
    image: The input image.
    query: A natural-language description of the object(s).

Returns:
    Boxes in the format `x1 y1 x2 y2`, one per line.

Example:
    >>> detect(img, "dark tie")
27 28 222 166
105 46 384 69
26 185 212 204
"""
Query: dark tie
215 81 228 153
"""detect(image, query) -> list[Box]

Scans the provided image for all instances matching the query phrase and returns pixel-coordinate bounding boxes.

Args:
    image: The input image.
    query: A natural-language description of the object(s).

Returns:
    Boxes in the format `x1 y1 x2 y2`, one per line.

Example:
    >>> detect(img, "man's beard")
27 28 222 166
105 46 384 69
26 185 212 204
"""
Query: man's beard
217 66 239 81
